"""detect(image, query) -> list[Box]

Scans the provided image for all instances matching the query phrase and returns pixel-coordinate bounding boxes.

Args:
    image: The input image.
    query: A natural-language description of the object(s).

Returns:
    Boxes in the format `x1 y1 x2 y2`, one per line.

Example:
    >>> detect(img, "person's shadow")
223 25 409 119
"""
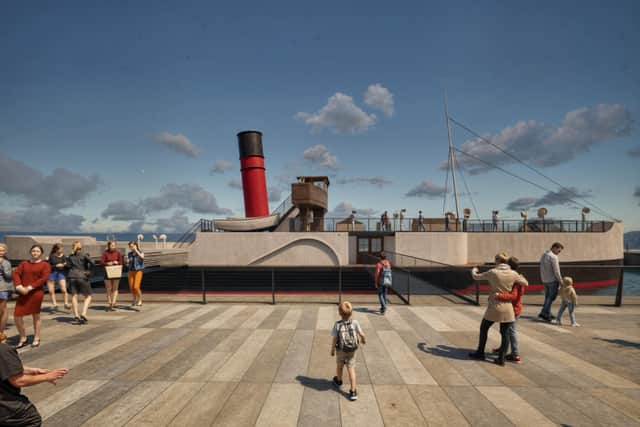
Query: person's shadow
296 375 349 399
417 343 470 360
593 337 640 349
354 307 379 315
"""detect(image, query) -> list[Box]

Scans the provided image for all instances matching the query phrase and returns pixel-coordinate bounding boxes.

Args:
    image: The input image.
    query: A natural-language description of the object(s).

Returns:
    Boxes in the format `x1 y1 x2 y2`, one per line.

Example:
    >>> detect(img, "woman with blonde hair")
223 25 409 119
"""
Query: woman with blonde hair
66 241 94 324
100 241 123 311
46 243 69 311
127 241 145 307
0 243 14 333
12 244 51 348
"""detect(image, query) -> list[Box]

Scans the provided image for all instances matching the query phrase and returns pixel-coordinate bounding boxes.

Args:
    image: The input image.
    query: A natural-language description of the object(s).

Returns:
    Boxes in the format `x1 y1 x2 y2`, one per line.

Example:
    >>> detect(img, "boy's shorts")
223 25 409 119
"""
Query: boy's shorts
335 349 356 368
0 291 8 300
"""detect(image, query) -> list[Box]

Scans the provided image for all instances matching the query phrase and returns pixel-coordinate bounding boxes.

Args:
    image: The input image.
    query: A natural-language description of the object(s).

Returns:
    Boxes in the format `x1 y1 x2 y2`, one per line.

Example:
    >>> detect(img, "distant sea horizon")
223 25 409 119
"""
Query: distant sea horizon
0 231 185 244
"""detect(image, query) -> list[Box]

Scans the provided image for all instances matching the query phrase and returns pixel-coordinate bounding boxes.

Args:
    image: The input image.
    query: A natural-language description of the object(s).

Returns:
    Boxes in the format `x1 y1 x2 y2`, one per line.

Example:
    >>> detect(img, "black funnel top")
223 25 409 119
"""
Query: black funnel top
237 130 264 158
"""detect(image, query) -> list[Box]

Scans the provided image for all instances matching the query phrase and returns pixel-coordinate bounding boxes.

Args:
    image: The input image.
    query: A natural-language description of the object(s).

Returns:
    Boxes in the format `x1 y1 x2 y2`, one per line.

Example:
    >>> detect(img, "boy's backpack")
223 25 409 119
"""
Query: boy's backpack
381 265 392 287
336 320 359 352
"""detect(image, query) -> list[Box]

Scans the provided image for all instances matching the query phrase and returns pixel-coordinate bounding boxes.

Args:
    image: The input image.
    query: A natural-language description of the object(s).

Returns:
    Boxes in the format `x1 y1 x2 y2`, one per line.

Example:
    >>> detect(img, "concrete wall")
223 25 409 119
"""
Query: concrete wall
393 232 467 265
466 222 624 263
188 232 349 266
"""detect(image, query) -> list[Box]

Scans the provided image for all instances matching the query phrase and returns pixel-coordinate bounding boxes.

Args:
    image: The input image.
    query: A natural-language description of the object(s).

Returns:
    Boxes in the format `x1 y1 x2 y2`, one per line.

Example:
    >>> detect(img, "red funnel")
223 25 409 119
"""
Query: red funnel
237 131 269 218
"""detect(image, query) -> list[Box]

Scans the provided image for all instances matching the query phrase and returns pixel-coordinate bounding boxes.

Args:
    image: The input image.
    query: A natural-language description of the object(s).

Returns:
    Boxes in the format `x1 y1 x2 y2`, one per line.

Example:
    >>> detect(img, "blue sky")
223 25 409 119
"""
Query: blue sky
1 0 639 233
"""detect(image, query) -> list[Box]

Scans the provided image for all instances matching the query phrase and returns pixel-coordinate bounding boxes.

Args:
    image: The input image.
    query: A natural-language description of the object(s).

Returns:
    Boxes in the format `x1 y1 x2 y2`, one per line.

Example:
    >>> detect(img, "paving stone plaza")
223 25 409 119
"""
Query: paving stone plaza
6 298 640 426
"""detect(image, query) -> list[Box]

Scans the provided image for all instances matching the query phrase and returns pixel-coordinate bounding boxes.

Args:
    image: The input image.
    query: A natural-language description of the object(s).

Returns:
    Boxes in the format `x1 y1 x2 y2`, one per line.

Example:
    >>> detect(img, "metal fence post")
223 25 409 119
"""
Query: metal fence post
407 268 411 305
201 269 207 304
338 266 342 305
271 269 276 305
615 267 624 307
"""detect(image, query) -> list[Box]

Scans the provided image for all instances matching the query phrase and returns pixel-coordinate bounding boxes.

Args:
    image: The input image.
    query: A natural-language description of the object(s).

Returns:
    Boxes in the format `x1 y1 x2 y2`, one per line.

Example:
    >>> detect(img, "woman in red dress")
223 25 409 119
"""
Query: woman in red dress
12 245 51 349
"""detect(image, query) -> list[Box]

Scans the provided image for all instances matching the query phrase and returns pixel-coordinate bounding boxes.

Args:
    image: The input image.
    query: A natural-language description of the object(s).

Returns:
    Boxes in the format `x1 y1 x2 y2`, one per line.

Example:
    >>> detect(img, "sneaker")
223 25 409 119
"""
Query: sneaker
80 315 88 324
506 354 521 364
537 313 547 320
332 376 343 387
494 358 505 366
468 351 485 360
571 323 581 327
349 390 358 401
553 319 562 326
64 303 71 309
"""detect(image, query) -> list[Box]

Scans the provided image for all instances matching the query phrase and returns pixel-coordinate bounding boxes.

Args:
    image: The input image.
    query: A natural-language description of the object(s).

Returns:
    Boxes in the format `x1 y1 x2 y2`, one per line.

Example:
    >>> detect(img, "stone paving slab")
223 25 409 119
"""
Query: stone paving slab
3 300 638 426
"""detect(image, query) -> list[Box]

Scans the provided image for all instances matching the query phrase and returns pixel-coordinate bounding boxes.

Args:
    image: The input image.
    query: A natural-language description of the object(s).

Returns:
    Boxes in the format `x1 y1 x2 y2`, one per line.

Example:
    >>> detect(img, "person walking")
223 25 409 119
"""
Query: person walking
374 254 392 314
554 276 580 327
0 244 13 333
538 242 564 321
127 241 145 307
12 245 51 349
330 301 366 401
100 241 123 311
0 332 68 427
66 241 94 324
492 210 499 231
417 210 425 231
381 211 390 231
46 243 69 311
468 252 527 365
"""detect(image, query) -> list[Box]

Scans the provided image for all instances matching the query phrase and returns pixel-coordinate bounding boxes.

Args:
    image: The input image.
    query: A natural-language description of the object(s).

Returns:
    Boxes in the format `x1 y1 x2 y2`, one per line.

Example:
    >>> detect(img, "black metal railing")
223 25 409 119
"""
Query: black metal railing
271 194 293 217
173 220 203 248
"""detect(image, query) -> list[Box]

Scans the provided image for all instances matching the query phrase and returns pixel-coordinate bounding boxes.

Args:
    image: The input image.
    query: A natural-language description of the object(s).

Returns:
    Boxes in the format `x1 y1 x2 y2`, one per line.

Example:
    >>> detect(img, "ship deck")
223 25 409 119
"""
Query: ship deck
5 296 640 426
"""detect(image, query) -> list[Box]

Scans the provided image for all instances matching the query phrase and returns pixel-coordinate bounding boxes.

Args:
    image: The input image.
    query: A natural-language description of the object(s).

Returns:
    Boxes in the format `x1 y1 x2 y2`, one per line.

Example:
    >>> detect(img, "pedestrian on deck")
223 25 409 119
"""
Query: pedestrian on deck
101 241 123 311
0 332 68 427
67 242 94 325
46 243 69 311
12 245 51 349
469 252 527 365
0 244 13 333
538 242 564 322
331 301 366 401
382 211 390 231
127 241 145 307
375 254 392 314
492 210 499 231
554 276 580 327
492 256 528 363
417 210 425 231
399 209 406 231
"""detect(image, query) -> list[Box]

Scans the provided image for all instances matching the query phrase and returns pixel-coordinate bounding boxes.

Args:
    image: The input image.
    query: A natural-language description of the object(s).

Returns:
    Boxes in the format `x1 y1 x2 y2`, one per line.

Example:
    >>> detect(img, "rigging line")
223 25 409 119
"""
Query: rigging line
449 117 619 221
455 159 481 220
442 146 451 216
453 147 607 216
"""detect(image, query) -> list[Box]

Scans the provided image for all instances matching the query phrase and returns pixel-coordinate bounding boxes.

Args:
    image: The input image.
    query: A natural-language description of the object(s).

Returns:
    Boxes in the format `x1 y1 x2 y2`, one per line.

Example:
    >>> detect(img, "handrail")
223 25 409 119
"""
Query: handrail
382 250 479 305
173 220 202 248
271 194 292 217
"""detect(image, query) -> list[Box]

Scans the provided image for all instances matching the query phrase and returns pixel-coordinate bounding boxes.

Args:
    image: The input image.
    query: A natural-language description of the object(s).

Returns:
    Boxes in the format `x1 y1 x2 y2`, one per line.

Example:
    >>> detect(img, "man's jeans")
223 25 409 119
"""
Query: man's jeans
507 316 519 356
540 281 559 317
378 286 387 311
557 301 576 324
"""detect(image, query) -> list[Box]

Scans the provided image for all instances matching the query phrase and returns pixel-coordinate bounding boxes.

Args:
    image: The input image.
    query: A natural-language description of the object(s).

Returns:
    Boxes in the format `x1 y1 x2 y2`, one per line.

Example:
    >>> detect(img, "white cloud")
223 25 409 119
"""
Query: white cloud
328 202 377 218
405 180 447 198
336 176 392 188
228 178 243 190
101 183 232 224
303 144 339 170
268 187 282 203
505 187 592 211
0 154 100 210
451 104 633 174
210 160 234 174
296 93 376 134
364 83 394 117
0 208 85 232
628 146 640 158
154 132 201 158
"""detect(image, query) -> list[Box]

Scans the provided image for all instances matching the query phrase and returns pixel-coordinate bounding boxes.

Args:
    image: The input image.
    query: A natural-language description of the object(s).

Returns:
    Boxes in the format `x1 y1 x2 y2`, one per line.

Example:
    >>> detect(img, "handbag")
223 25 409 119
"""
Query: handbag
104 265 123 279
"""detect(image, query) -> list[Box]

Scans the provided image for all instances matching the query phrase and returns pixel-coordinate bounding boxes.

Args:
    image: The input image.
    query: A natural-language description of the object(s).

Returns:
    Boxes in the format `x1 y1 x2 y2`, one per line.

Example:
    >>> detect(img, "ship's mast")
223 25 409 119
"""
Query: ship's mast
444 93 460 222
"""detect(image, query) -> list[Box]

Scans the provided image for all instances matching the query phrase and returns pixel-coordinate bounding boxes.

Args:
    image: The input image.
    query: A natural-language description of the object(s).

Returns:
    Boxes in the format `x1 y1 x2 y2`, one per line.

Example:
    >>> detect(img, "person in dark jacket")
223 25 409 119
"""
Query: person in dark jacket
46 243 69 311
0 332 68 427
66 241 94 324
